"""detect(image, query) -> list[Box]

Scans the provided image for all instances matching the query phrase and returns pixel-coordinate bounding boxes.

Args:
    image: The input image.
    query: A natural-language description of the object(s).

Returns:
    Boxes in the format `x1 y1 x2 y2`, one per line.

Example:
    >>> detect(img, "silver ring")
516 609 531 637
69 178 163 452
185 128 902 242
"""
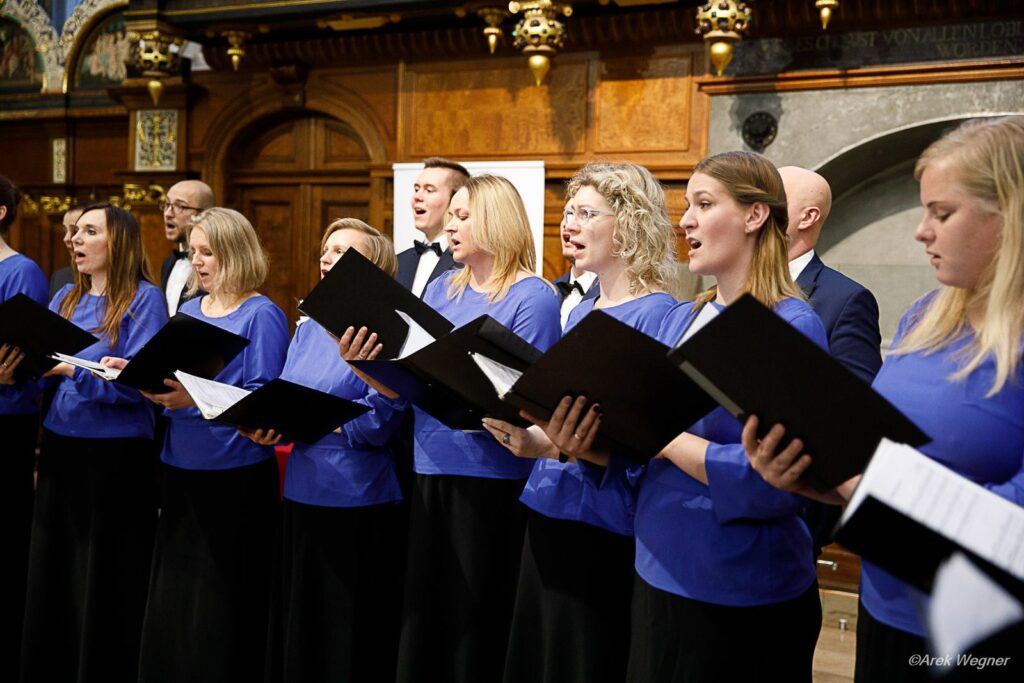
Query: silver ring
573 432 582 440
502 433 511 445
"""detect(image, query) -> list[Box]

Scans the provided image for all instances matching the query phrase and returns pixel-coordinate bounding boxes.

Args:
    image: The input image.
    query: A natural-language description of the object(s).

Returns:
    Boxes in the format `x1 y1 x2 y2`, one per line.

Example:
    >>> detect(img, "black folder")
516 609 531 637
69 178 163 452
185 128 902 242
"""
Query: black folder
350 315 542 430
833 443 1024 602
0 293 99 381
298 248 453 359
113 312 251 394
491 311 718 463
667 294 929 492
212 379 370 445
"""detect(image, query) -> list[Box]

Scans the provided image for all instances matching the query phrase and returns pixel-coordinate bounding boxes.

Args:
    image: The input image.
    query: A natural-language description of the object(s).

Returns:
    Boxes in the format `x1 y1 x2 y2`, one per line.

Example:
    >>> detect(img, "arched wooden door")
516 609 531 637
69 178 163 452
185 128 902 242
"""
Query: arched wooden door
226 113 372 325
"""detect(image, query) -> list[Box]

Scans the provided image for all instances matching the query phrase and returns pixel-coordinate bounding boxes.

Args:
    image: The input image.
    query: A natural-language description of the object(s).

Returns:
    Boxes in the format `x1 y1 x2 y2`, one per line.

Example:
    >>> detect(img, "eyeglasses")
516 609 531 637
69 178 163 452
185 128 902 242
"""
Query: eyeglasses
159 200 201 214
563 207 615 227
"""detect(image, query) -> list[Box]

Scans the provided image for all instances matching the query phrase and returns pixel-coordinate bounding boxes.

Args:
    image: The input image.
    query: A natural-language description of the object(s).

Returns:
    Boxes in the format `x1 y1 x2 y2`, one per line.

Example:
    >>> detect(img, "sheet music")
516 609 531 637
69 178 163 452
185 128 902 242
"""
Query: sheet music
173 370 251 420
395 310 435 359
929 552 1024 659
469 352 524 399
50 352 121 380
844 439 1024 580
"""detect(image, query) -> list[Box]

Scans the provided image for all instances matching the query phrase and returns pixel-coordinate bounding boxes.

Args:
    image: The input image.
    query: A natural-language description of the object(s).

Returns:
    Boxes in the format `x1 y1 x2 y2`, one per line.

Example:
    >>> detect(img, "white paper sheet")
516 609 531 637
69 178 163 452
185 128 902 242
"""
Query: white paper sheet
929 552 1024 659
395 310 436 359
173 370 250 420
50 352 121 380
844 439 1024 581
469 352 523 399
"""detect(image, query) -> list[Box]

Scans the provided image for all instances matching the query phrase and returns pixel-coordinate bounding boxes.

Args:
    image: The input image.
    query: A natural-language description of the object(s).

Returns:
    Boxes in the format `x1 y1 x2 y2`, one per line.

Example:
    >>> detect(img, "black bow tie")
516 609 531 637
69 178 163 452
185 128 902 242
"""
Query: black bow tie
414 240 443 257
556 280 585 297
173 250 189 260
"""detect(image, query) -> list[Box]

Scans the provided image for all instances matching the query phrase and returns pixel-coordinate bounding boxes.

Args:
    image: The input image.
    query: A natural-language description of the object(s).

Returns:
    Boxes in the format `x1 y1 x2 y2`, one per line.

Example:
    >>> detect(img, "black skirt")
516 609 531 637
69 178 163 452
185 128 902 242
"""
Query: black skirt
20 429 158 683
138 458 280 683
503 510 634 683
396 473 527 683
264 498 404 683
0 414 38 682
626 574 822 683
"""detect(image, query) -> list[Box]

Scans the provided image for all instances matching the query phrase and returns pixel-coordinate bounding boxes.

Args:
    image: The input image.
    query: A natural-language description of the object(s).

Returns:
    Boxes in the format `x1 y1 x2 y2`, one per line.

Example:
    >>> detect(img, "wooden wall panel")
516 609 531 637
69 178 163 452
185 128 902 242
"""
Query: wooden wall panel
241 186 302 320
595 52 695 153
72 119 129 185
402 57 590 159
315 67 399 145
0 123 51 185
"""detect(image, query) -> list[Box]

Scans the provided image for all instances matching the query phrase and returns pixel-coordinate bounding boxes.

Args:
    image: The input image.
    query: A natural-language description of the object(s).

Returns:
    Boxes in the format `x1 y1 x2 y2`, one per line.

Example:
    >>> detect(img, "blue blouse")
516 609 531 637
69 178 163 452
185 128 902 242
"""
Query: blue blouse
634 297 828 606
413 274 561 479
0 254 49 416
161 295 288 471
519 292 676 535
861 293 1024 636
280 319 405 508
43 282 168 439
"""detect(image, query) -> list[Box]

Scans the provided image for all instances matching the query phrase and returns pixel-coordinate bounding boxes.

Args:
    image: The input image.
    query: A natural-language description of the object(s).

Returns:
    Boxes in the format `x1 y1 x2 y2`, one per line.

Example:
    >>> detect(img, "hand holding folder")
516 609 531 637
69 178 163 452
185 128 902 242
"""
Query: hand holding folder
45 312 251 394
669 294 929 492
173 370 370 444
299 248 453 359
350 315 543 431
471 311 717 463
0 293 98 381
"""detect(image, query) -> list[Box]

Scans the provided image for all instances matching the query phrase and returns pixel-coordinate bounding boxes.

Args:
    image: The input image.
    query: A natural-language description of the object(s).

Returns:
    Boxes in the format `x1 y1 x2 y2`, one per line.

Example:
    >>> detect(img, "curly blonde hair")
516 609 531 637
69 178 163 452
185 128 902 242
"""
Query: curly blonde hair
566 162 677 294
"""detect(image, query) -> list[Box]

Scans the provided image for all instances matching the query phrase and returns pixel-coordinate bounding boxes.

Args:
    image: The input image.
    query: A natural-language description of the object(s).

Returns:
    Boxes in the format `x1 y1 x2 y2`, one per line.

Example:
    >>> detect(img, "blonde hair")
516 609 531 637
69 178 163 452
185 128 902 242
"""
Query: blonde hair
447 174 537 303
690 151 803 308
185 207 268 297
567 162 677 294
59 204 155 346
321 218 397 277
896 115 1024 396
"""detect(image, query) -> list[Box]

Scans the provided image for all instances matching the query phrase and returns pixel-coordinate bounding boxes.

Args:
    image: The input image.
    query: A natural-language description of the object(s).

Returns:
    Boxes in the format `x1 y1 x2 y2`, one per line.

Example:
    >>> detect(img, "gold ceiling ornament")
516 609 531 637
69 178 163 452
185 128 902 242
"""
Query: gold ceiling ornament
477 6 510 54
694 1 752 77
815 0 839 30
509 0 572 86
127 29 183 106
222 30 251 71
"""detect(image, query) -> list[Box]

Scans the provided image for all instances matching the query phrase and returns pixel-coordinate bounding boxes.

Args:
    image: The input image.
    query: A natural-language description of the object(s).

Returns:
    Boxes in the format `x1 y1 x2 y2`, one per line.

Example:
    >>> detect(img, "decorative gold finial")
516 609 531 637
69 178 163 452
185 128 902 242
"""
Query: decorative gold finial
223 31 250 71
694 1 752 77
127 29 183 106
477 7 510 54
815 0 839 30
509 1 571 86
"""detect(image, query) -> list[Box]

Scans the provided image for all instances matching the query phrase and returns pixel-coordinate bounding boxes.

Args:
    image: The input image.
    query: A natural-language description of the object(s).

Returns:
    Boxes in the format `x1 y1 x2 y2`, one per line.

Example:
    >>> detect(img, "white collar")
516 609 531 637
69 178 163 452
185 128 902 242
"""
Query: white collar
570 270 597 291
788 249 815 282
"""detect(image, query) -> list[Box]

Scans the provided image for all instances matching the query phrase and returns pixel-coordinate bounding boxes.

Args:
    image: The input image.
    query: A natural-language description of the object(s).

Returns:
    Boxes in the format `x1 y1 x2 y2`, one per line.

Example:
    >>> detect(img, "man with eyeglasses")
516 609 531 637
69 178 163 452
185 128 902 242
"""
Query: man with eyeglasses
159 180 214 315
553 200 600 329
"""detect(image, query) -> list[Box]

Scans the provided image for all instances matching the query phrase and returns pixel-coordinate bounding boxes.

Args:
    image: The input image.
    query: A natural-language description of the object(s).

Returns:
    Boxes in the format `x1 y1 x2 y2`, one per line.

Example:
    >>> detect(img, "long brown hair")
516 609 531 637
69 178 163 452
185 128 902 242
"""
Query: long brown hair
691 151 803 307
59 204 155 346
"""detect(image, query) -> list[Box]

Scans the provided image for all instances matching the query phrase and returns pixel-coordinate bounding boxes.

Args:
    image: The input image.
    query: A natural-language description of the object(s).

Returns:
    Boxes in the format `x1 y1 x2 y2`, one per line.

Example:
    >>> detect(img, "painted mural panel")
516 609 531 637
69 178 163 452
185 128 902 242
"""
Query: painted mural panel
0 17 43 92
75 11 130 89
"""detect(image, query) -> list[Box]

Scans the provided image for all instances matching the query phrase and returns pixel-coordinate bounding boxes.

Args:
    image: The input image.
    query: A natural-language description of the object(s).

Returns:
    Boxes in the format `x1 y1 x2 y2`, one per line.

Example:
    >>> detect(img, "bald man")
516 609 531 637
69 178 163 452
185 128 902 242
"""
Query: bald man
160 180 215 315
780 166 881 384
780 166 882 555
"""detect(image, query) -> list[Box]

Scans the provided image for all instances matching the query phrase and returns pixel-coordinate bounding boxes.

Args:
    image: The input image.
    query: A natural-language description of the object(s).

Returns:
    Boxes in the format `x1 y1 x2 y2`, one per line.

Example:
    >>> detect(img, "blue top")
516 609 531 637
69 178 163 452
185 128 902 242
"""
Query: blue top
0 253 49 415
634 297 828 606
43 282 168 439
161 295 288 471
861 293 1024 636
519 292 676 535
413 274 561 479
281 319 405 508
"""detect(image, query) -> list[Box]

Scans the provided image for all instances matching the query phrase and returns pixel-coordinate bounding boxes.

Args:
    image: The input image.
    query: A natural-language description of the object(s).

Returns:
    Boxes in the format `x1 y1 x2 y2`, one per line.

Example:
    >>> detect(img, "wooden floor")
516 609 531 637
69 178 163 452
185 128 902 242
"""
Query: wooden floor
814 589 858 682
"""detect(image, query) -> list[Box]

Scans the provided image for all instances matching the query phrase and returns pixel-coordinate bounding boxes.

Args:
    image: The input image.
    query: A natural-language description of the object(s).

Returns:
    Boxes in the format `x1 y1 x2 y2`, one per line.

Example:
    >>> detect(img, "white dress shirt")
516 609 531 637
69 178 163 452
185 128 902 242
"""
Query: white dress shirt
165 254 192 316
788 249 815 283
559 270 598 330
410 234 449 298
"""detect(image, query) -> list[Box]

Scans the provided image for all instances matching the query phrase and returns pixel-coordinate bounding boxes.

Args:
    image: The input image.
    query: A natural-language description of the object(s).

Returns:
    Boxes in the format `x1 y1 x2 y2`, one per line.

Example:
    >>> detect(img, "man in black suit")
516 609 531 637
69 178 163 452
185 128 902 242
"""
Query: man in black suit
780 166 883 555
395 157 470 297
552 198 599 329
159 180 214 315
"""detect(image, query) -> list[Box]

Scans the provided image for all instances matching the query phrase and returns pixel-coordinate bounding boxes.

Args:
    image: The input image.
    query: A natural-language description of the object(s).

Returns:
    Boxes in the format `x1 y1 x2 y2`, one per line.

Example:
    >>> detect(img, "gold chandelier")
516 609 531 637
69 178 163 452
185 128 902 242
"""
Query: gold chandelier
694 1 752 77
509 1 572 86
